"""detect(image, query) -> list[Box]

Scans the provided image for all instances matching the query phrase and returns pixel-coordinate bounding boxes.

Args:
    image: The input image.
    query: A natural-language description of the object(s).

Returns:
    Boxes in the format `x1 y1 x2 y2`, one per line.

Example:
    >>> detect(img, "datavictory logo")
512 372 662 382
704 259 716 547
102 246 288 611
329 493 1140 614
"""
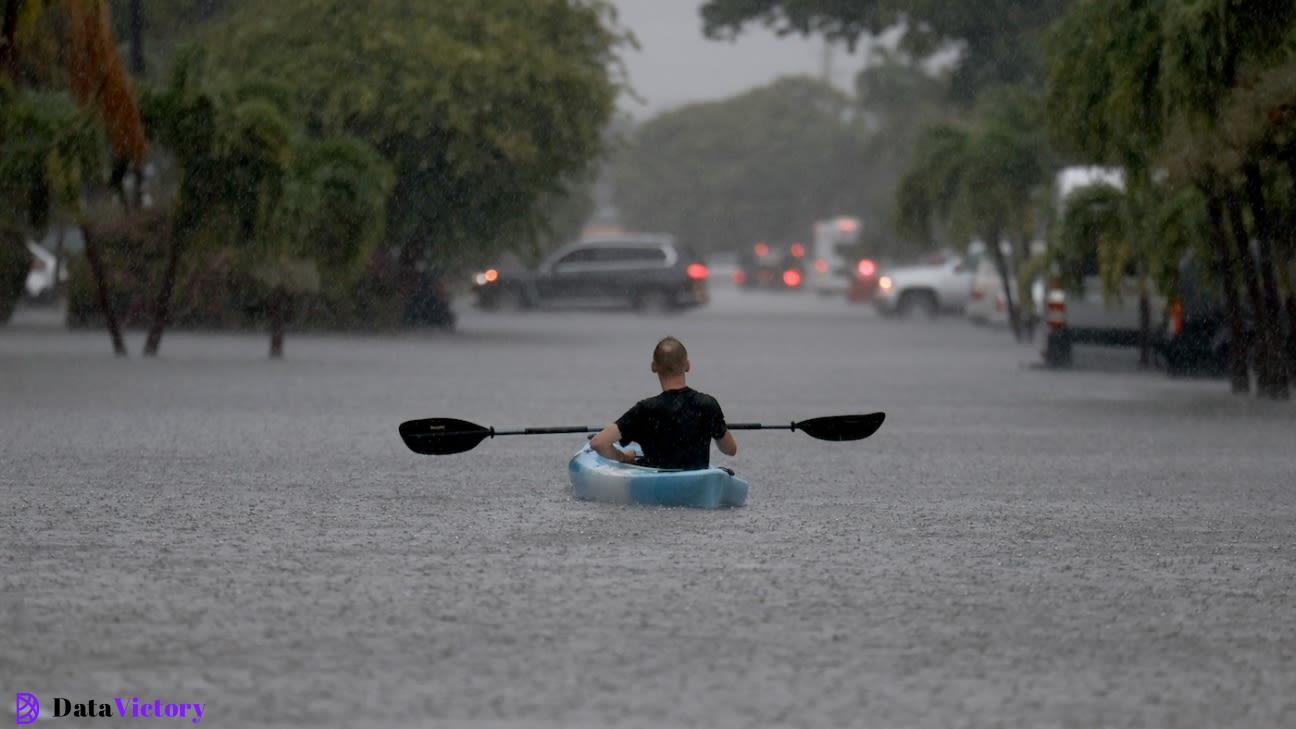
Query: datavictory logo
13 693 206 724
14 694 38 726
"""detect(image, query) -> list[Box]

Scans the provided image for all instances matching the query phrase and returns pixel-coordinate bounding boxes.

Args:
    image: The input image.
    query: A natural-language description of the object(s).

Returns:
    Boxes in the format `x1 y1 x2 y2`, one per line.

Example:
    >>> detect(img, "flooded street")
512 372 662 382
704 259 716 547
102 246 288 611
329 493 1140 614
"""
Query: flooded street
4 292 1295 728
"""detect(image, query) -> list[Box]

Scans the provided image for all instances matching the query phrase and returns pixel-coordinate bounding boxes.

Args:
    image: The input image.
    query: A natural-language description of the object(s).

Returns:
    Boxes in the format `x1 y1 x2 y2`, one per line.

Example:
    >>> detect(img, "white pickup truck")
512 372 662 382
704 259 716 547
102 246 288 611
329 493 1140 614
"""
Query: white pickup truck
873 249 979 317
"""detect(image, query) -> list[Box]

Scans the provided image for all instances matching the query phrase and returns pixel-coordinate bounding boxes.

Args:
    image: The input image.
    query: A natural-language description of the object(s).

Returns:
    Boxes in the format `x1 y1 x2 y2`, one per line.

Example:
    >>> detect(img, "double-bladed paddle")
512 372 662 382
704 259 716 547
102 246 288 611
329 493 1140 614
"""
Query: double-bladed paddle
398 412 885 456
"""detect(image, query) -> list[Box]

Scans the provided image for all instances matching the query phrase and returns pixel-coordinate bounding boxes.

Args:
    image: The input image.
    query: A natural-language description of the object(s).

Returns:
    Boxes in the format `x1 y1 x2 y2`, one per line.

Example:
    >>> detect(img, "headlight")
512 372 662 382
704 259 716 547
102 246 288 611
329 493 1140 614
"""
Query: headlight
473 273 488 286
878 276 894 292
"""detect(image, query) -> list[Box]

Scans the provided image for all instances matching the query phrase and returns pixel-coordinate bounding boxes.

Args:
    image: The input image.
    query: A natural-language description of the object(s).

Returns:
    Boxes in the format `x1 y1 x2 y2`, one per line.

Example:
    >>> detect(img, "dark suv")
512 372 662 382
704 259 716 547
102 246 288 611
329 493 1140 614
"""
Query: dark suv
473 235 709 312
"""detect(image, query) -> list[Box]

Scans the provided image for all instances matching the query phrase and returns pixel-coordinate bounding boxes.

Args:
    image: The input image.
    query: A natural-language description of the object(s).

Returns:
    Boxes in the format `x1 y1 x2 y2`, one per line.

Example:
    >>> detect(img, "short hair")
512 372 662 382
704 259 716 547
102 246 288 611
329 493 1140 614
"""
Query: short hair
652 336 688 376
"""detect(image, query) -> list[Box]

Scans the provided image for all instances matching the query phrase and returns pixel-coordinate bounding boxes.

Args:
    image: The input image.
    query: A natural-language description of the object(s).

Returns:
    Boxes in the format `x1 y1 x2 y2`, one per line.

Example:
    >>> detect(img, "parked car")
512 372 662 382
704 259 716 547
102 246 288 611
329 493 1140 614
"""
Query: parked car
25 241 66 300
472 235 708 313
1040 251 1167 367
736 243 805 291
873 249 979 318
1156 251 1295 377
965 243 1040 327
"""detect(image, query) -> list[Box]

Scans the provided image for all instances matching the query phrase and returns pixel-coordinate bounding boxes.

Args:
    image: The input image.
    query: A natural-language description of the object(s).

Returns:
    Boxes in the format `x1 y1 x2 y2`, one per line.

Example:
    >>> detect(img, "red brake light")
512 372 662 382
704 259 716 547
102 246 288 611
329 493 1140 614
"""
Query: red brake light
857 259 876 277
837 218 858 233
754 242 769 257
814 259 829 273
789 243 805 258
782 269 802 287
732 270 747 285
686 263 709 280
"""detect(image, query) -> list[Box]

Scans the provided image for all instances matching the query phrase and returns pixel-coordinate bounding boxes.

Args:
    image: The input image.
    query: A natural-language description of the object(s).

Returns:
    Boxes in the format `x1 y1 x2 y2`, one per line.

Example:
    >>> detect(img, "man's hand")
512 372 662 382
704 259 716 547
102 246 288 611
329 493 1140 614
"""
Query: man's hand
716 429 738 457
591 423 632 463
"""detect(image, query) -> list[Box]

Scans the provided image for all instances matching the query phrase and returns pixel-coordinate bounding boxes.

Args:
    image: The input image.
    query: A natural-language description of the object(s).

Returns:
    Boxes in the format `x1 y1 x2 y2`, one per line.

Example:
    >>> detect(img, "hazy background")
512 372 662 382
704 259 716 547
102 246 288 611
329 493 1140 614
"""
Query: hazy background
613 0 868 116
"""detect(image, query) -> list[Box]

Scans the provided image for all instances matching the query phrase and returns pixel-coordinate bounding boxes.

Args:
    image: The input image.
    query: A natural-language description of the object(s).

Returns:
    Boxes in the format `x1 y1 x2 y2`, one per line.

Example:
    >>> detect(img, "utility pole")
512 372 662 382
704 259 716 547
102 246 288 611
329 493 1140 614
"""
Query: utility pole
820 39 834 85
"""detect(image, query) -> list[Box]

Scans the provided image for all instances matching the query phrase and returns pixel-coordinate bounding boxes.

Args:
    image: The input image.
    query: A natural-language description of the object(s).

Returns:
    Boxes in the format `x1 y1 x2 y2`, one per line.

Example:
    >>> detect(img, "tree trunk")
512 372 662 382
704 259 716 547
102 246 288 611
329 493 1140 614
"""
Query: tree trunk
268 288 287 359
1241 162 1289 399
142 226 180 356
0 0 20 78
1138 282 1151 369
1225 193 1276 397
81 225 127 357
987 236 1021 341
1015 234 1035 338
1275 258 1296 382
1205 192 1250 394
50 223 66 300
128 0 144 76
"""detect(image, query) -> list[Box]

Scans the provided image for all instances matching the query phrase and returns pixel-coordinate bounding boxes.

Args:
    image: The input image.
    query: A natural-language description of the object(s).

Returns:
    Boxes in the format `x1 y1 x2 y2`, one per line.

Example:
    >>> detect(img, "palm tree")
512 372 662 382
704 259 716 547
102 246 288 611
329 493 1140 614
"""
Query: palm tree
3 0 147 355
895 88 1051 341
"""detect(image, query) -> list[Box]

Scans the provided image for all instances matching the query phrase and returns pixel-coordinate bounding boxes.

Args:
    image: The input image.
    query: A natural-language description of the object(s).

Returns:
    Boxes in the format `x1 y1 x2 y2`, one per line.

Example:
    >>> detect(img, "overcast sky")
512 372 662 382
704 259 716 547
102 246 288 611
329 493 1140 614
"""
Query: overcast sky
612 0 871 118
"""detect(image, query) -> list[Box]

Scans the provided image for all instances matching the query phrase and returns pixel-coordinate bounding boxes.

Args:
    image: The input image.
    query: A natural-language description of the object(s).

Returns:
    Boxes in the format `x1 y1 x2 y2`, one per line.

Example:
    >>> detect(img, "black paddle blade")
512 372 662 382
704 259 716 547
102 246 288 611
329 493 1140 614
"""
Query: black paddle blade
795 412 886 442
399 418 492 455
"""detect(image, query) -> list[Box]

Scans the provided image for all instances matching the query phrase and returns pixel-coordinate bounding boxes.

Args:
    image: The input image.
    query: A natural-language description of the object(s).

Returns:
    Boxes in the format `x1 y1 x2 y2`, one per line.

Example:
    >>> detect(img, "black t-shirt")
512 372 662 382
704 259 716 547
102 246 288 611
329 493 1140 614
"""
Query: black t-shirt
615 387 727 470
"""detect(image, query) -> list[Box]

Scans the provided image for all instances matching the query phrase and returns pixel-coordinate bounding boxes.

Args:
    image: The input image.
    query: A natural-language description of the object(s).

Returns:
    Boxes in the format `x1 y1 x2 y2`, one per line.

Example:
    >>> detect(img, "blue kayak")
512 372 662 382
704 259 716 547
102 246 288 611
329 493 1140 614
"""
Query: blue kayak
568 444 749 509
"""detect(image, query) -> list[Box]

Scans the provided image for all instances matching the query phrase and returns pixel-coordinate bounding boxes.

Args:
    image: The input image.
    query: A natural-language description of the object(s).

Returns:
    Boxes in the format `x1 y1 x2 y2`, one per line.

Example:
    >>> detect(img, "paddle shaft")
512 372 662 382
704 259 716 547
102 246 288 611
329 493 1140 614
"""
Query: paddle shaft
399 413 882 455
487 422 797 437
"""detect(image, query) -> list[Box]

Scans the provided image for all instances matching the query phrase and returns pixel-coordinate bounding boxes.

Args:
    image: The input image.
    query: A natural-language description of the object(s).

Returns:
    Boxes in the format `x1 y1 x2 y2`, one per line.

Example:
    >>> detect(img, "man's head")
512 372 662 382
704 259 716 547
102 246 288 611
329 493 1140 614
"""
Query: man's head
651 336 689 381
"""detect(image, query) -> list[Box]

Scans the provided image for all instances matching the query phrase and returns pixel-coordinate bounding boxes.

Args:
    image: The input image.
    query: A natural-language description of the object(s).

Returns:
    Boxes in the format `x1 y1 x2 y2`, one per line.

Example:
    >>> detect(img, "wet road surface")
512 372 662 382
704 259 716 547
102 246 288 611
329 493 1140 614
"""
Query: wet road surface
3 290 1295 727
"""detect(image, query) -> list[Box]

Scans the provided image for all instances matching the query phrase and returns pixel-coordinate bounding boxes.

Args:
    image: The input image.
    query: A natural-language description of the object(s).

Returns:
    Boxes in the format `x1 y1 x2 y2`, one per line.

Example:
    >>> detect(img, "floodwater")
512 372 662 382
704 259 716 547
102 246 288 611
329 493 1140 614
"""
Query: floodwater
3 290 1295 727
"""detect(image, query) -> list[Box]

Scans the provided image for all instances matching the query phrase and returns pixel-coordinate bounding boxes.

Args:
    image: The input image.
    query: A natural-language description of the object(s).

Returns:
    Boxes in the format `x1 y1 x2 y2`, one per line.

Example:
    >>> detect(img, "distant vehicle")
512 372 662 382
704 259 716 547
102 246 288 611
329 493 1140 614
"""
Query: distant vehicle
809 216 861 295
705 251 741 285
966 255 1010 325
845 257 880 303
472 235 708 313
965 242 1043 327
873 249 980 318
25 242 66 300
1156 251 1294 377
735 243 805 291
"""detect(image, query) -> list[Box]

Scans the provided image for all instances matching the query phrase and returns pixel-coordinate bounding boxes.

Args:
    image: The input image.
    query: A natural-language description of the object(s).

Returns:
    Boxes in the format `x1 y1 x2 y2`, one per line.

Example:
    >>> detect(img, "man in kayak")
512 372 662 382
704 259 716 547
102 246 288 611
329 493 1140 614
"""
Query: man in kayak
590 336 738 469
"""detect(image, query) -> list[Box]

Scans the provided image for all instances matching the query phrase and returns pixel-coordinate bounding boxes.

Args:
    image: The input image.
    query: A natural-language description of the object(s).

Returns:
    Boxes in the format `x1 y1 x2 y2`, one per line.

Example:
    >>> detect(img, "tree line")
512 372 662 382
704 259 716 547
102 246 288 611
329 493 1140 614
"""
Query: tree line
1 0 625 356
695 0 1294 400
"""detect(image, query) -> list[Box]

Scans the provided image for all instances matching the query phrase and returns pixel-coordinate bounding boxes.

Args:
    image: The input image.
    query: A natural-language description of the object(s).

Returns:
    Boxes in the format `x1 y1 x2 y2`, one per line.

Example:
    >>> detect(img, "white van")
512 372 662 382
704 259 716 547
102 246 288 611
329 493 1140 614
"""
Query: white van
809 216 861 295
1042 168 1165 366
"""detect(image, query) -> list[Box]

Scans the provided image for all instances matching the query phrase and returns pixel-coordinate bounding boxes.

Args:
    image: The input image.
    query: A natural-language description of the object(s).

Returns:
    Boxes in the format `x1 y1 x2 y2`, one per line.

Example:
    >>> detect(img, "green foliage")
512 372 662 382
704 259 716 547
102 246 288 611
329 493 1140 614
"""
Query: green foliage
0 86 102 229
895 86 1050 249
700 0 1072 98
1046 0 1165 168
614 77 867 252
202 0 626 268
140 48 392 297
1051 183 1124 294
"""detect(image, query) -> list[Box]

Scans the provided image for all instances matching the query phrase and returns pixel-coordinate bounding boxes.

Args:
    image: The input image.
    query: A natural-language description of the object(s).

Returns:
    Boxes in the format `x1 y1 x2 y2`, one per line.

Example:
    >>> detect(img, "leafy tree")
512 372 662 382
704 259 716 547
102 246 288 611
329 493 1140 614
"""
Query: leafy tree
3 0 146 353
895 86 1052 339
0 85 126 350
615 76 870 253
203 0 626 271
1047 0 1295 398
140 49 390 358
699 0 1071 99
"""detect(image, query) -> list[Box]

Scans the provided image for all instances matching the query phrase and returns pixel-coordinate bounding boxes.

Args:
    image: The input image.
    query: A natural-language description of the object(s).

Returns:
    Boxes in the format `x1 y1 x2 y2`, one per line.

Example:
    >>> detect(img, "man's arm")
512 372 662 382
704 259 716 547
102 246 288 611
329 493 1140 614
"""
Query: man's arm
591 424 636 463
716 429 737 457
